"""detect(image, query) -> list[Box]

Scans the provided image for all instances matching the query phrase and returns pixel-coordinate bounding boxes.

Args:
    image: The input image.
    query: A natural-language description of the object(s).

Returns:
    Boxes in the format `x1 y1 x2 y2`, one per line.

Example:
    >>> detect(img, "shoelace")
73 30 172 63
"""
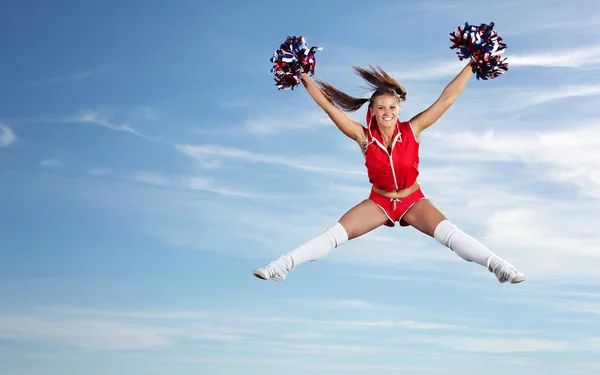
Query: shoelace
496 262 517 281
267 266 278 279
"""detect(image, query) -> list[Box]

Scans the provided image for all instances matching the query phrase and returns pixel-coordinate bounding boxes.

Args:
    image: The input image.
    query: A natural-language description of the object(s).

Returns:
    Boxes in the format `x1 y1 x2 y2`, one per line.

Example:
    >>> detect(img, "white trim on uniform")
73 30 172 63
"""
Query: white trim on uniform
407 121 420 144
365 117 402 191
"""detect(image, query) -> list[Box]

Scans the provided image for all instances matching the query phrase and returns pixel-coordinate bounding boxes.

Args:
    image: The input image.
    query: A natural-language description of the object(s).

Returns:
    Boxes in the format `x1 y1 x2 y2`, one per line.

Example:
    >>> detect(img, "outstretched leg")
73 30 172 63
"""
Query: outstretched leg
402 199 526 284
253 199 390 282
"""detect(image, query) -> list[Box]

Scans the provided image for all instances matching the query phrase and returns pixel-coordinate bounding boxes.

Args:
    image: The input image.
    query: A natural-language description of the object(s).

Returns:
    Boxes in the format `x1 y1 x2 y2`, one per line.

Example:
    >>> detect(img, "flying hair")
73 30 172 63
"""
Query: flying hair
316 64 407 113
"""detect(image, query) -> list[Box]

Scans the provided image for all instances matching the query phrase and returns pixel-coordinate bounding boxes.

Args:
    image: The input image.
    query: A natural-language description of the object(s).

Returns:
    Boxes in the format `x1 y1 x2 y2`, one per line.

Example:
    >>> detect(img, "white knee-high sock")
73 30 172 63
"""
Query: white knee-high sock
433 220 499 268
287 222 349 269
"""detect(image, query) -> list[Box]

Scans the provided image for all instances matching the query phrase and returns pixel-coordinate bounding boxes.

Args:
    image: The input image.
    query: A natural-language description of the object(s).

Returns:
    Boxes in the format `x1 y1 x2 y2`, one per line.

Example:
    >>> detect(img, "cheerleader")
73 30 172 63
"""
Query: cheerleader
255 26 524 284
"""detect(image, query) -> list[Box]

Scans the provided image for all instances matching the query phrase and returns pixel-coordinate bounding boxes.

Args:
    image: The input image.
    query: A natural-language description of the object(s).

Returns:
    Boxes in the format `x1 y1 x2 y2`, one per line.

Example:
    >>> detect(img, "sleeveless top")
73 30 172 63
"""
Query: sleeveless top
362 114 420 192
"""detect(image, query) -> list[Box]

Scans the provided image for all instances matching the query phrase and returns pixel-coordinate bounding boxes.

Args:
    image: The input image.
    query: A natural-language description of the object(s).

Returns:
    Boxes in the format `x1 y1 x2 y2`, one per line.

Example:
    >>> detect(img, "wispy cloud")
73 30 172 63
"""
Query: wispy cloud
490 295 600 316
390 43 600 82
31 67 104 85
49 308 207 319
242 109 331 135
399 335 573 354
124 171 263 199
175 144 365 177
0 124 16 148
1 299 596 374
391 60 469 81
183 177 259 198
510 44 600 68
0 314 171 350
469 196 599 281
4 109 362 181
551 318 599 325
426 123 600 197
89 168 110 175
0 311 251 351
245 315 468 332
40 159 62 168
572 361 600 373
338 272 482 290
160 355 440 372
473 83 600 114
285 298 408 312
130 171 171 186
74 109 147 138
57 108 168 144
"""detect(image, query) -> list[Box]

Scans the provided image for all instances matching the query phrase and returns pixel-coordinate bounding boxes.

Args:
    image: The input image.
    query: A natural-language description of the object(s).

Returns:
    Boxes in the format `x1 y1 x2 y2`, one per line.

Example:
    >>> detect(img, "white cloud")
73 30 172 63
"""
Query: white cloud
509 44 600 68
401 335 572 354
388 43 600 83
159 355 440 372
532 289 600 300
426 124 600 198
130 171 171 186
470 84 600 114
183 177 259 198
126 172 263 199
573 361 600 374
175 144 365 177
31 67 103 85
89 168 110 175
70 109 165 144
522 84 600 105
242 109 331 135
491 295 600 316
391 60 469 81
0 124 16 147
40 159 62 168
337 272 482 291
246 315 468 333
0 315 170 350
0 311 254 351
481 203 600 280
285 298 408 313
49 308 208 319
411 125 600 282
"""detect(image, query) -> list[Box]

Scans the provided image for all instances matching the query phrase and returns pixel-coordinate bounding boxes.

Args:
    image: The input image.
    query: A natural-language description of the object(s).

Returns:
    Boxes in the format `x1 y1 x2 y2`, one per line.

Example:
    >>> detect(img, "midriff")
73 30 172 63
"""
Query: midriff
371 181 421 199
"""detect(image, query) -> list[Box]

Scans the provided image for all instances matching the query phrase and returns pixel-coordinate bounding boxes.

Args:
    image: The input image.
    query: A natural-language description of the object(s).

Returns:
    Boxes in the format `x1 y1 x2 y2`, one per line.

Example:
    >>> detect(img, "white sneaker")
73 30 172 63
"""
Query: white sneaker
488 257 526 284
253 253 294 282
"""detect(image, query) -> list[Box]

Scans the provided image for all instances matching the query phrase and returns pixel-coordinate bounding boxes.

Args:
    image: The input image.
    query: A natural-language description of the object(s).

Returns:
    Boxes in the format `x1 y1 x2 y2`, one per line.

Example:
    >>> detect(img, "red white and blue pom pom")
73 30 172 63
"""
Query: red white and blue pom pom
270 36 322 90
450 22 508 80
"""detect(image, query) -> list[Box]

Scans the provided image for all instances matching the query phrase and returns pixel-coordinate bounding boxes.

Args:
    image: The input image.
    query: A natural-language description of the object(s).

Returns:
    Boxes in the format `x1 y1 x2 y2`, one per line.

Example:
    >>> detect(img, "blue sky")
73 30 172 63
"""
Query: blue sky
1 0 600 374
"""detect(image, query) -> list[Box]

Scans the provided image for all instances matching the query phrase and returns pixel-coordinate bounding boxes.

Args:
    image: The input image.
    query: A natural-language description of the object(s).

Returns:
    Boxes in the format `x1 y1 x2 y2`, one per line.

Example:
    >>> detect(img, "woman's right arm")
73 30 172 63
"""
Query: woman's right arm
300 74 366 143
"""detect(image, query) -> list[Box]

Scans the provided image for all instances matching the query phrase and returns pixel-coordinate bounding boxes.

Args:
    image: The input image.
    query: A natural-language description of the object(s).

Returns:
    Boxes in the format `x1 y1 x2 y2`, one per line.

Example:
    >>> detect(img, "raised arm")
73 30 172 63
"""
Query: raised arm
300 74 366 143
410 60 475 135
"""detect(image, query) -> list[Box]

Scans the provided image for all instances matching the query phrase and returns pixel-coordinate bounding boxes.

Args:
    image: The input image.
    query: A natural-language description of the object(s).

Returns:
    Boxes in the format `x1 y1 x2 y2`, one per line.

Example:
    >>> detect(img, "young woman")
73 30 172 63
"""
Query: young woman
253 61 525 284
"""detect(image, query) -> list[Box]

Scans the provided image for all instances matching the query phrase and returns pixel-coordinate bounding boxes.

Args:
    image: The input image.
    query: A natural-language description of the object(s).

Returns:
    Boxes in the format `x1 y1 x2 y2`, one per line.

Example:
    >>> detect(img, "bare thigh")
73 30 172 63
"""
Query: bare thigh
338 199 390 240
401 199 447 237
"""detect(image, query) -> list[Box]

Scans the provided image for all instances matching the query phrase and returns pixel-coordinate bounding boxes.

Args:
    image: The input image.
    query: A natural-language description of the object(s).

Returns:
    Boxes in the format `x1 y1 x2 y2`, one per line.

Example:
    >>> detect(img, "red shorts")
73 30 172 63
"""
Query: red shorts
368 188 427 227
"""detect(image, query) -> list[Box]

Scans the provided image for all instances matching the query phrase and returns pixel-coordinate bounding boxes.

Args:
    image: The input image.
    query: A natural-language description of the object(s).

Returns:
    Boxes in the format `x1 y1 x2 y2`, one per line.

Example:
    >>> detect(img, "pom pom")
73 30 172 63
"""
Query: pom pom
270 36 322 90
450 22 508 80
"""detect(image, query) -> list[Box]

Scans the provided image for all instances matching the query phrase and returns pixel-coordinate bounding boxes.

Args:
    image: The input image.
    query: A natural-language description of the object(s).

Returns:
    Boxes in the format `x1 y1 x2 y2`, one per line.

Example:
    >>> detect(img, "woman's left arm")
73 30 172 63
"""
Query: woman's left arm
410 60 475 134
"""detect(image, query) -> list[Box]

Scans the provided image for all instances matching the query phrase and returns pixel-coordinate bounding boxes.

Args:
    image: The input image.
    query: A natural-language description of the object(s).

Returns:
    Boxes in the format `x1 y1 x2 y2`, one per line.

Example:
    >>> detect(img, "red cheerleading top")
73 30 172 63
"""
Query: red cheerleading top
362 114 420 192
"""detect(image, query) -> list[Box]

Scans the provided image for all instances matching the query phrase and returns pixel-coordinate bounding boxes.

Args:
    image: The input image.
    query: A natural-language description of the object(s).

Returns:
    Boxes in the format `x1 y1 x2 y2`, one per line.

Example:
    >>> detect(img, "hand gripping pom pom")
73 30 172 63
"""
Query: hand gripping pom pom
270 36 322 90
450 22 508 80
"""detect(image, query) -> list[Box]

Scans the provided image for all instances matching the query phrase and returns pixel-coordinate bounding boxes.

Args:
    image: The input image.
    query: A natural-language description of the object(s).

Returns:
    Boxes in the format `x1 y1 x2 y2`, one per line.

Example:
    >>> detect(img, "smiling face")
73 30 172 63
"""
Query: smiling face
369 94 401 130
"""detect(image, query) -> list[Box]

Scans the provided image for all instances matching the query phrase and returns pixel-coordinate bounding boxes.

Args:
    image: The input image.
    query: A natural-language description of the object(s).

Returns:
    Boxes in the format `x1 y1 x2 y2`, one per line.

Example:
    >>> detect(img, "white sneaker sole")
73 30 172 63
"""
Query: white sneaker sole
510 274 526 284
253 269 285 282
253 269 268 280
